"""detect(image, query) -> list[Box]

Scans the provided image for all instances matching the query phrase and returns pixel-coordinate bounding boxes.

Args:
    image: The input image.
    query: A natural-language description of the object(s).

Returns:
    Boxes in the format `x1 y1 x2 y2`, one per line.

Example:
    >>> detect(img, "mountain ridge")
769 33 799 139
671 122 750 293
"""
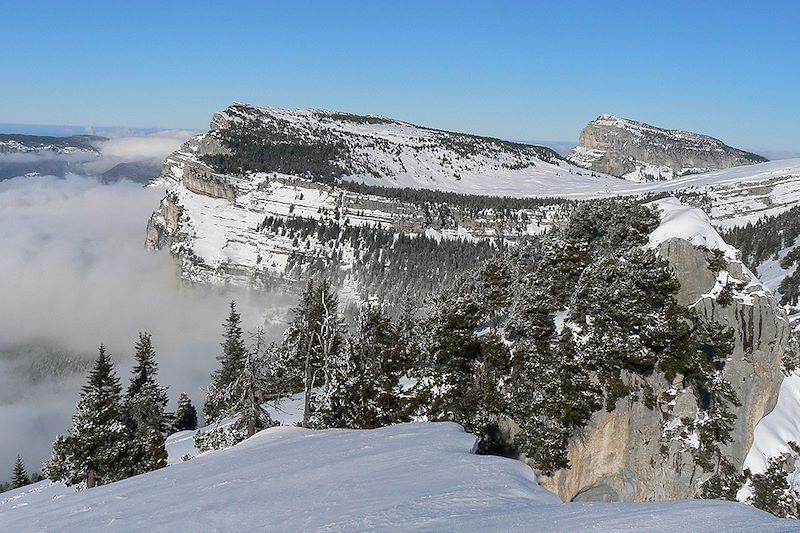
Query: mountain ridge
569 114 767 181
145 102 800 295
0 133 106 155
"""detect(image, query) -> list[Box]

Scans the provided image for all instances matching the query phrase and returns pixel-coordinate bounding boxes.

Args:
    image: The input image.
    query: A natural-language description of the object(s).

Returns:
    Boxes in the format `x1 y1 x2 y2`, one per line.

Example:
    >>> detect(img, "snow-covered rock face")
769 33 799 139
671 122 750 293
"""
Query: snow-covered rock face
539 198 794 502
569 114 767 182
145 102 590 290
145 170 567 290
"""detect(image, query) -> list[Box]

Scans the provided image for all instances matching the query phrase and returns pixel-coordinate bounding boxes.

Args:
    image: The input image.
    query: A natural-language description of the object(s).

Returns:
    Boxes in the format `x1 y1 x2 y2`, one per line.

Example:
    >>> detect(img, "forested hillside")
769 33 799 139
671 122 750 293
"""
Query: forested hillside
723 205 800 306
186 199 777 506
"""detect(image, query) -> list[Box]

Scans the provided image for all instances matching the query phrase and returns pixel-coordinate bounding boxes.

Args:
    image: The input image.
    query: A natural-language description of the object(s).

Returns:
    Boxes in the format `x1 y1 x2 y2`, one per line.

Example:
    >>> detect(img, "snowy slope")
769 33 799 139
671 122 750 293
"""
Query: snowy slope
598 159 800 227
203 103 622 196
0 423 793 532
745 374 800 476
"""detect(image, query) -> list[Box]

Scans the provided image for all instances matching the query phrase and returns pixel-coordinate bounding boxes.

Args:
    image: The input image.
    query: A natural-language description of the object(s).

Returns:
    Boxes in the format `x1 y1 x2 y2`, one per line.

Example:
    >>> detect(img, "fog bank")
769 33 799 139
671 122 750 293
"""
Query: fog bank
0 174 294 480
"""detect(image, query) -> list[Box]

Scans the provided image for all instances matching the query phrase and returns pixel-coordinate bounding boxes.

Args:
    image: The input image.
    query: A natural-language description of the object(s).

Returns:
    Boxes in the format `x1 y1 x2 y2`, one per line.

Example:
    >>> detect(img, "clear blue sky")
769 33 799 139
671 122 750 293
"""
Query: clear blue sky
2 1 798 152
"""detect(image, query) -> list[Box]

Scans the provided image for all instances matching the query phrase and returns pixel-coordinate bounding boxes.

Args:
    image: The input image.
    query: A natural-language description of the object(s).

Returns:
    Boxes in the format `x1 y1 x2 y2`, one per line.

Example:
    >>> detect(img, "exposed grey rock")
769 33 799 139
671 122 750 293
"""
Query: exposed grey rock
569 115 766 181
536 238 790 502
153 133 235 200
145 193 182 252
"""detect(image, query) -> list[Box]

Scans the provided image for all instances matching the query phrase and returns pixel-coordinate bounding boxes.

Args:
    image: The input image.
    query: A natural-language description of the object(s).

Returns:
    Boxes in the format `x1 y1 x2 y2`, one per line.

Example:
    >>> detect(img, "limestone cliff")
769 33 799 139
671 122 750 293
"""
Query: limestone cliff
144 103 581 290
569 115 766 182
536 200 793 502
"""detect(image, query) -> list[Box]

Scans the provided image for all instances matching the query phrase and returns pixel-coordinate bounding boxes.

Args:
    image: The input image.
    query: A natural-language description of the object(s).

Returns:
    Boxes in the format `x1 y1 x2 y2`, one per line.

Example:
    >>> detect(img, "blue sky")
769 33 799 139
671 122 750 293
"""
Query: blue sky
2 1 798 152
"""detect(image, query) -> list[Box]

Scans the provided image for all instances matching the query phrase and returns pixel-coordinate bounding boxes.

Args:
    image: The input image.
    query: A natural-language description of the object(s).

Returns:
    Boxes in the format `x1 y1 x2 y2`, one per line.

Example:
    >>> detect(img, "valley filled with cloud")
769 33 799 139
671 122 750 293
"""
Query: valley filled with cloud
0 136 292 476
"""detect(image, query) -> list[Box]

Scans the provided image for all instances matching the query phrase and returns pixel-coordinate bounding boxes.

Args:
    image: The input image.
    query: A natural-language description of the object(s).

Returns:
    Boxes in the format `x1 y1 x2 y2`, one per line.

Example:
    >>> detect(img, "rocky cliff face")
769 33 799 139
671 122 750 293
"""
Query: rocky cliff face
145 103 581 291
536 200 793 502
569 115 766 182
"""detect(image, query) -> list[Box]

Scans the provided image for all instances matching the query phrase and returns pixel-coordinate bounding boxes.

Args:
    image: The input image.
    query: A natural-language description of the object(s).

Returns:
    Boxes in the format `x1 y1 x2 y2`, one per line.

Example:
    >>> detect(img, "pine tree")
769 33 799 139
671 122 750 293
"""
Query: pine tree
11 456 30 489
194 330 281 451
124 427 168 479
413 288 484 426
283 279 343 427
120 333 169 477
173 392 198 432
126 332 169 434
44 345 132 488
315 303 410 429
204 301 248 423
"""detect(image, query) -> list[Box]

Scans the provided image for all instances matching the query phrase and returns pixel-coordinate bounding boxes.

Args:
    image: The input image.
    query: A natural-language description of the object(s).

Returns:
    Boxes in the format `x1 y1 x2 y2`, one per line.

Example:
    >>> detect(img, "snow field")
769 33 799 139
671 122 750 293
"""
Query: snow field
1 422 793 532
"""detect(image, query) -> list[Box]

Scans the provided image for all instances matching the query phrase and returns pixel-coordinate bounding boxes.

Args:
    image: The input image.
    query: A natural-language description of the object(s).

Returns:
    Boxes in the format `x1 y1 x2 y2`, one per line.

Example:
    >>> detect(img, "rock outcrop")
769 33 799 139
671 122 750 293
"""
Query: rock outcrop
537 201 792 502
569 115 766 181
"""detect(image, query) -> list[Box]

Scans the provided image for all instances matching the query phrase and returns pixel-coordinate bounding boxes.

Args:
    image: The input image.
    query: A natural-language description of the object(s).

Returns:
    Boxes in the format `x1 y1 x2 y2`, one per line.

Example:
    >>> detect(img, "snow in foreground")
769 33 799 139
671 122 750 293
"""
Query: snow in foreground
0 423 793 532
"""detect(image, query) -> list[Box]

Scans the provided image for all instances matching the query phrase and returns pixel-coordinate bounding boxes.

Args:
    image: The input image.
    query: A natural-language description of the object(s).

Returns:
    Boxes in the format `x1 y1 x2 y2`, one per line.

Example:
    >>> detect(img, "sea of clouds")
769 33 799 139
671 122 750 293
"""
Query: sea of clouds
0 133 294 480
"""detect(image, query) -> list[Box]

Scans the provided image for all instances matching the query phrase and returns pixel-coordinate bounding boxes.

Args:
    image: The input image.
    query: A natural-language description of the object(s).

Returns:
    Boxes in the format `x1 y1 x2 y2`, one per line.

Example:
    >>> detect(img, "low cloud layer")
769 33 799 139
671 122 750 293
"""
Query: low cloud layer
0 129 194 180
0 174 294 480
83 130 195 174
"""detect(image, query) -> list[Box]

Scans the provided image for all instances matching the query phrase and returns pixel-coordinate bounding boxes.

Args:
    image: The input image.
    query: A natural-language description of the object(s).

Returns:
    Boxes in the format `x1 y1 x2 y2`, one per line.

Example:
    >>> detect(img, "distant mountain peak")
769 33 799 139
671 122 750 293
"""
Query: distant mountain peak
569 116 766 181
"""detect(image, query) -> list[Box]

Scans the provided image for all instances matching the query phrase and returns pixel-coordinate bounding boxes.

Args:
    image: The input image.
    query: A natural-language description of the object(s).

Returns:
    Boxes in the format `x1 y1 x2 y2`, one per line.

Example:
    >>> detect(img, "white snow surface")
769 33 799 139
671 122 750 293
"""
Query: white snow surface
648 197 739 261
754 236 800 295
745 374 800 476
0 422 793 532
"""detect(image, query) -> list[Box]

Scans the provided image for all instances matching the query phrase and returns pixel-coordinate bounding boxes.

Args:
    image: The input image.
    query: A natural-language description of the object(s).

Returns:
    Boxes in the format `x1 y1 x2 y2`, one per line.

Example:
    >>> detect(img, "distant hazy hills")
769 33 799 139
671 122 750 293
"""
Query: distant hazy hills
0 134 162 183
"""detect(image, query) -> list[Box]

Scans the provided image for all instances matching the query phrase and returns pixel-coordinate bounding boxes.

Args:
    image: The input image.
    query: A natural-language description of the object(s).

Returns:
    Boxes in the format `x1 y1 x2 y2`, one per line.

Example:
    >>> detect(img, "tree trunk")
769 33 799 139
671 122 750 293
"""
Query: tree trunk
87 470 97 489
302 343 313 428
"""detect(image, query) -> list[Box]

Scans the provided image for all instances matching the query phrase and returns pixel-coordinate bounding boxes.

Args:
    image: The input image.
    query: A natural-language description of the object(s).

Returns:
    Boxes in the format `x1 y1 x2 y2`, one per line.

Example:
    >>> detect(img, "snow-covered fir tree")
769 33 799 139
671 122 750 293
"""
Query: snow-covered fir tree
126 332 169 433
173 392 198 432
122 332 169 476
230 329 280 437
204 301 248 423
743 444 800 519
44 345 132 488
11 455 30 489
195 329 281 451
314 303 410 429
410 286 511 437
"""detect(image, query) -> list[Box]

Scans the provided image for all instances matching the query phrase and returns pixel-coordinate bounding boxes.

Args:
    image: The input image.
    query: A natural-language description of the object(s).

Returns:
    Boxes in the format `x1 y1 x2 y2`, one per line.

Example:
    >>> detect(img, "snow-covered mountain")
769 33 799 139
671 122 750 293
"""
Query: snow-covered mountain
0 134 106 181
1 423 793 532
0 132 190 183
569 114 767 182
146 102 612 292
146 100 800 294
151 102 617 195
